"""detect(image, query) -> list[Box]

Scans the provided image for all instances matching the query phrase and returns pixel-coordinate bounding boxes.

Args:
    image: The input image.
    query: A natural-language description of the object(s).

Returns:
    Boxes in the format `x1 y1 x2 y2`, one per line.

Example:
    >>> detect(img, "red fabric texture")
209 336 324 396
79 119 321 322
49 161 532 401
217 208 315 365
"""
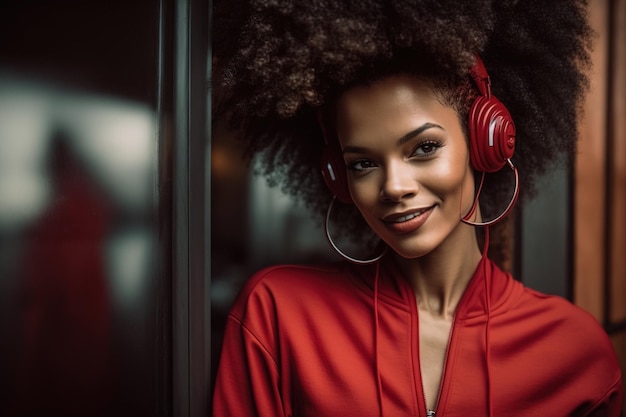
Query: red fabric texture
213 256 622 417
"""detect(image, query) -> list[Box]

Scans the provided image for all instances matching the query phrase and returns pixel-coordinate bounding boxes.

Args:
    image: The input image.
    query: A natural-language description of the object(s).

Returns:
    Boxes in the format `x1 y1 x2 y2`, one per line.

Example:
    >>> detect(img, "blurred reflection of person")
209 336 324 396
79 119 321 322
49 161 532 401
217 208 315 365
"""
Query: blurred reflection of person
14 134 113 417
1 87 158 417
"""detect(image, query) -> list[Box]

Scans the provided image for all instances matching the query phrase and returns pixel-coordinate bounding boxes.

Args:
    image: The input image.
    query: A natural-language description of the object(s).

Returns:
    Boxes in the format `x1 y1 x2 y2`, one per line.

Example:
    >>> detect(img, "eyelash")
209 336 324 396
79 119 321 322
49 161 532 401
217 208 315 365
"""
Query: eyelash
347 159 376 172
346 139 443 173
411 140 443 157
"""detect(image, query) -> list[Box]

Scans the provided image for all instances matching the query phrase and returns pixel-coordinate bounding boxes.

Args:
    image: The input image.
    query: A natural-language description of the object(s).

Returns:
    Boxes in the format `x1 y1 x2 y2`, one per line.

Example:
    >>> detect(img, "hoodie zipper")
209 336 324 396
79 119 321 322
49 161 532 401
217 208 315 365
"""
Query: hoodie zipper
415 298 457 417
430 315 456 416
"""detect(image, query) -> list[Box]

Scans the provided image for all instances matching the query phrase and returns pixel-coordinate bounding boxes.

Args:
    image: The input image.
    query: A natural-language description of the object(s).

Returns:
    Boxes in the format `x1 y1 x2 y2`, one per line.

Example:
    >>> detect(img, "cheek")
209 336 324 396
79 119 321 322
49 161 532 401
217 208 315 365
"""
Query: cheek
425 158 475 202
348 176 381 208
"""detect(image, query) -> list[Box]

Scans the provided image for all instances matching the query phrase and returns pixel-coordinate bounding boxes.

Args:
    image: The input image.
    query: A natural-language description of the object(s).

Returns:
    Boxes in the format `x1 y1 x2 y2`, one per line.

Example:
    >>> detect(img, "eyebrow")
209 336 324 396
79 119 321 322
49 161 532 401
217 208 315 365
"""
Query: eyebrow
341 122 444 155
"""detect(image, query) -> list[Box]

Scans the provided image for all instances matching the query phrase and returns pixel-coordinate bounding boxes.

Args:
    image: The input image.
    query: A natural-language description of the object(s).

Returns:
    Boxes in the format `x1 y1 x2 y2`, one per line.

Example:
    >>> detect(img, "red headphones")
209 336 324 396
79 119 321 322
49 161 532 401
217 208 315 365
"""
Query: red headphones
319 56 516 204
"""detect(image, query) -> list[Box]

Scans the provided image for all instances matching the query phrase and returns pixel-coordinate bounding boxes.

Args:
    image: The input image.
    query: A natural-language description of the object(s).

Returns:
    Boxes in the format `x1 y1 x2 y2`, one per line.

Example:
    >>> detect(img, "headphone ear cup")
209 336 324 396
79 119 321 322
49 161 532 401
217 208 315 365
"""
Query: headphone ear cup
468 95 516 173
321 145 352 204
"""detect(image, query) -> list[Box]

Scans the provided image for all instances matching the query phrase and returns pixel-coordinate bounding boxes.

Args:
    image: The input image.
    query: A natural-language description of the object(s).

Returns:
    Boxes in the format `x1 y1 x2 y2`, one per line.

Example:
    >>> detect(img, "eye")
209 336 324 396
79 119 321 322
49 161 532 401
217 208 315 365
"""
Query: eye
411 140 442 157
347 159 377 173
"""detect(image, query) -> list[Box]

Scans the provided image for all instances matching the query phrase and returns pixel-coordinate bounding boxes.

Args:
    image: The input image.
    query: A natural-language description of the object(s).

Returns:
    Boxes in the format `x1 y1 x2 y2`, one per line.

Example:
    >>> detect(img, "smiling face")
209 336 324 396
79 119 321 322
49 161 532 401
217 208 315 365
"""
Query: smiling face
335 75 478 259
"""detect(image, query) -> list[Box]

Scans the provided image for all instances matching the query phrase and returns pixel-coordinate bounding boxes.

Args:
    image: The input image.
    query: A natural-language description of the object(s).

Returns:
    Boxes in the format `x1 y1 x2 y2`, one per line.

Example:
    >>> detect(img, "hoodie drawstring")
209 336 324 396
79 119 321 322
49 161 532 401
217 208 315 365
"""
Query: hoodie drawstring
373 260 384 416
483 227 493 417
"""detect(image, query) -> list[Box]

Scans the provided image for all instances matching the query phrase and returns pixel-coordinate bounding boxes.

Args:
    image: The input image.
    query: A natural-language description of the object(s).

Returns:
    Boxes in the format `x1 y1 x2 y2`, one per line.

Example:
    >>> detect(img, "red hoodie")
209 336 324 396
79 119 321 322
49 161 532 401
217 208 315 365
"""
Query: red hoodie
213 255 622 416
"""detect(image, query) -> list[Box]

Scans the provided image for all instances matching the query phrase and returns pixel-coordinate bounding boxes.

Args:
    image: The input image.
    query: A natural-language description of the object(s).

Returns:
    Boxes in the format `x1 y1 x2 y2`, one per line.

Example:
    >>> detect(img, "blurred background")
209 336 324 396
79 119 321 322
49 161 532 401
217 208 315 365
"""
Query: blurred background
0 0 624 416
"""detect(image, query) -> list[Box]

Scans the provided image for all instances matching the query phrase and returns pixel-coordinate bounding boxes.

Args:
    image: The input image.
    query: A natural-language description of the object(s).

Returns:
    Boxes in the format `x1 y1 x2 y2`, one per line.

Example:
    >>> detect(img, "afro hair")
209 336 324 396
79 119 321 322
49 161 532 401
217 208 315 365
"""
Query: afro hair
213 0 593 242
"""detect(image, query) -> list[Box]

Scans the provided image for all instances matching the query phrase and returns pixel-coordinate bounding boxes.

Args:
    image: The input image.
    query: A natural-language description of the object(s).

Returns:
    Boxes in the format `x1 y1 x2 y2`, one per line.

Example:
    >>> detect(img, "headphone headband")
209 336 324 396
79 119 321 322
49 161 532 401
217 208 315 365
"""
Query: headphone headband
469 56 492 98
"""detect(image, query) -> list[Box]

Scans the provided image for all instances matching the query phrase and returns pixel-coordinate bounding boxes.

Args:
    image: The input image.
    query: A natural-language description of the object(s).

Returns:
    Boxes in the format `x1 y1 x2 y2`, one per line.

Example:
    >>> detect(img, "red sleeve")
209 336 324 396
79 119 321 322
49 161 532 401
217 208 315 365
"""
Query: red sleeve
212 314 286 417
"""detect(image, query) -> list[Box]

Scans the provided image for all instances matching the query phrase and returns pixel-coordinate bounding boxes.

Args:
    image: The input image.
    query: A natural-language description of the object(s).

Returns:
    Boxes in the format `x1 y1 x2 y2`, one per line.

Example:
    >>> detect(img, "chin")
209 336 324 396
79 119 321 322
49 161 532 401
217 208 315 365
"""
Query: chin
383 234 442 260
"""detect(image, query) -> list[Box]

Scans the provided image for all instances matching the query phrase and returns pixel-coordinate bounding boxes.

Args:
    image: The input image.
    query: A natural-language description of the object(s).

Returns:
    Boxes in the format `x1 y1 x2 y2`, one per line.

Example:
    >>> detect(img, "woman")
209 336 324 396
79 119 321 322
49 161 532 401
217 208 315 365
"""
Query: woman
212 0 623 416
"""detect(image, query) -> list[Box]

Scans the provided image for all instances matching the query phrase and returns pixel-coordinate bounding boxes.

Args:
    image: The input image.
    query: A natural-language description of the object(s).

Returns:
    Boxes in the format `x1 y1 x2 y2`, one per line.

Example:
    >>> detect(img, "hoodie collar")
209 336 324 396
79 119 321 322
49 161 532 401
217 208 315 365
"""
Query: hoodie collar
360 251 516 320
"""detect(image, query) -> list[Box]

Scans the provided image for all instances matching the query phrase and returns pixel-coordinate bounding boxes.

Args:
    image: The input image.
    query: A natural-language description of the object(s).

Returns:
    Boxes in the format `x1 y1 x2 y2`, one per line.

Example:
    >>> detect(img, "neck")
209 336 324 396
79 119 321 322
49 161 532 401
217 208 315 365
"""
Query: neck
393 225 482 320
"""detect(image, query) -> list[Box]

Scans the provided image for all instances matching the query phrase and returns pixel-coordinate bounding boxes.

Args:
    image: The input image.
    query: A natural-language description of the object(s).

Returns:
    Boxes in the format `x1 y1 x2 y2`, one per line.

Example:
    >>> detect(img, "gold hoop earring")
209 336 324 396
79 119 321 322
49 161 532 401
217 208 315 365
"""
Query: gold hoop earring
324 196 387 264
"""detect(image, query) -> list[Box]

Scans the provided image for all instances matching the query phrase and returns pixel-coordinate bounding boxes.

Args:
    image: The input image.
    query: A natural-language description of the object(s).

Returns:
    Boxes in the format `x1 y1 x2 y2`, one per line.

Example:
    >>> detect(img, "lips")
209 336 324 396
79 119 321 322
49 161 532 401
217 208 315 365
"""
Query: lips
382 206 434 234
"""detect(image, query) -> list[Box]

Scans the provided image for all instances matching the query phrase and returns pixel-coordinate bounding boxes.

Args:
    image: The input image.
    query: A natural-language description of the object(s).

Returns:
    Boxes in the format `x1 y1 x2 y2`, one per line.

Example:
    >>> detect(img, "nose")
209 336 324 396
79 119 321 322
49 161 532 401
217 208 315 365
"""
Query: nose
380 161 418 202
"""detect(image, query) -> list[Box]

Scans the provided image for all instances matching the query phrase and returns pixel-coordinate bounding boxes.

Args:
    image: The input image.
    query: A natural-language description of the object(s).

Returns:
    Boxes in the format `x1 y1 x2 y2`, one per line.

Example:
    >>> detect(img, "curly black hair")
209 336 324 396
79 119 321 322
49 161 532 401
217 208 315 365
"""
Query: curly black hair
213 0 593 242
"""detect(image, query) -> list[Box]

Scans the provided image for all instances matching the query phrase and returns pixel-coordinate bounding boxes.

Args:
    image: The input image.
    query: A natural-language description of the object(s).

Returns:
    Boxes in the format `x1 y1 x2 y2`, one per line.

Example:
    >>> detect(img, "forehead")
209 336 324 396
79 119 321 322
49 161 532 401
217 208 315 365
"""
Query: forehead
335 75 461 142
337 75 435 112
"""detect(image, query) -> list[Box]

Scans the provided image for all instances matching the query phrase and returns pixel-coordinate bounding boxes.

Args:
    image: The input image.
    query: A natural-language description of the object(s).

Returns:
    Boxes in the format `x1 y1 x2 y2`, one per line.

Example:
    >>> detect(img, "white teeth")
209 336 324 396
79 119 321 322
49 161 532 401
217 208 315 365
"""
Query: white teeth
393 209 426 223
394 213 418 223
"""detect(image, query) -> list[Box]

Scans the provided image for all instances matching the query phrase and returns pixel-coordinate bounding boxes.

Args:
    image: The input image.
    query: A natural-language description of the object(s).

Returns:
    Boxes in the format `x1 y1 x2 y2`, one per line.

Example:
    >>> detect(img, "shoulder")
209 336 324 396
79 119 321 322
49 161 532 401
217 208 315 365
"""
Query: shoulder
237 262 353 297
510 286 621 381
513 288 623 410
517 287 606 336
514 287 606 344
488 263 614 355
227 262 369 321
224 262 377 354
